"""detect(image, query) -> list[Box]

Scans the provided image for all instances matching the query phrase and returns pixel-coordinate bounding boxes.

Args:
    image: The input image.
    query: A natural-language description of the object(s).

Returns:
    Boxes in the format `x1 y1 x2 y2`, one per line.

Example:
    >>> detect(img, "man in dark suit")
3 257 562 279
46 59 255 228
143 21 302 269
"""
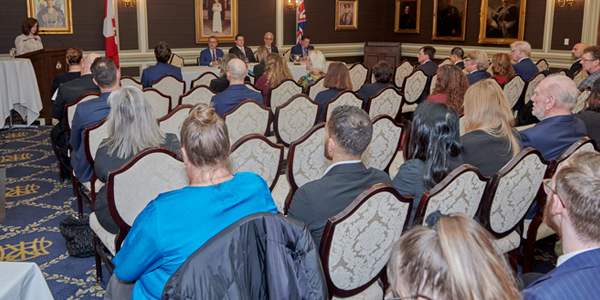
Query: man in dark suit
357 61 394 108
521 151 600 300
287 106 393 249
199 35 224 67
263 32 278 54
211 59 262 116
141 42 183 87
416 46 438 102
566 43 587 77
50 53 101 179
290 35 314 62
70 57 120 183
450 47 464 69
228 34 256 63
510 41 539 81
398 5 414 29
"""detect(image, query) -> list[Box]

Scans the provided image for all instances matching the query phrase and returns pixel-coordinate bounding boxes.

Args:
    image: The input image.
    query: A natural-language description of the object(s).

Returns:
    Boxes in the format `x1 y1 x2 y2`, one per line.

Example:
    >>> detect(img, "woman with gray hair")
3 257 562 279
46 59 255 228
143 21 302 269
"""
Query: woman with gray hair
93 86 181 234
465 50 491 85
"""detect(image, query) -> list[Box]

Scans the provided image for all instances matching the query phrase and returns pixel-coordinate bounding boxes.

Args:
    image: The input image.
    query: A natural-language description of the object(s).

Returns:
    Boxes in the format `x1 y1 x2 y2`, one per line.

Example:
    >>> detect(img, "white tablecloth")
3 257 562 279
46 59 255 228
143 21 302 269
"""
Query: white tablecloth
0 58 43 126
0 262 54 300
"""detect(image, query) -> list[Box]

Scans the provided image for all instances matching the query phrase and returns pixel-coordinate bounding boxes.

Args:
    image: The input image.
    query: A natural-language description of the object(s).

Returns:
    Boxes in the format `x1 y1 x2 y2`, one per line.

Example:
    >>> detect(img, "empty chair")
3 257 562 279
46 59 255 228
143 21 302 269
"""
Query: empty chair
151 74 186 110
502 75 526 109
191 72 218 88
362 115 404 172
536 58 549 72
400 69 428 113
573 69 588 88
120 76 144 90
365 86 404 119
522 72 546 106
307 76 326 100
394 60 414 89
158 105 193 140
222 100 271 143
273 94 320 147
178 85 216 106
267 79 303 113
322 91 363 122
348 62 368 92
142 88 171 118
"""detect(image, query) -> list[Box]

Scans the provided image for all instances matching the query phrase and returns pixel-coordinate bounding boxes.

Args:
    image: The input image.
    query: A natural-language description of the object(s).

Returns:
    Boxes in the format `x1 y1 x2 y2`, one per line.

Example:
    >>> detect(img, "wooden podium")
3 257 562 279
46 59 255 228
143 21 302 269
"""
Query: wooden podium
363 42 402 70
17 47 70 124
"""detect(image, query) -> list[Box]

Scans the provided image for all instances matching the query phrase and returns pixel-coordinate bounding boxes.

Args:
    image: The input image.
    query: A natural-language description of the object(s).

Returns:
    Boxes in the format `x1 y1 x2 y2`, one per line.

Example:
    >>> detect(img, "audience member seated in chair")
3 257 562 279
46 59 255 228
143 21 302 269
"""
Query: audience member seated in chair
70 57 120 183
198 35 223 67
50 47 83 99
425 64 469 114
575 77 600 142
388 212 521 300
210 58 262 116
252 45 268 80
510 41 539 82
104 103 278 300
465 50 492 85
461 79 523 177
208 54 251 93
314 63 353 122
491 53 515 86
356 61 394 108
392 102 464 226
287 105 392 249
141 42 183 88
255 53 293 106
93 87 181 235
416 46 438 102
289 35 314 62
298 50 327 93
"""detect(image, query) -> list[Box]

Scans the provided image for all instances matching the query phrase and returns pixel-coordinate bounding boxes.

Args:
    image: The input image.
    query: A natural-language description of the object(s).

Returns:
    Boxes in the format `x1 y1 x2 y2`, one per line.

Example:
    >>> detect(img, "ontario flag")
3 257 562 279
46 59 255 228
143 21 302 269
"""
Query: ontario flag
296 0 306 44
103 0 119 68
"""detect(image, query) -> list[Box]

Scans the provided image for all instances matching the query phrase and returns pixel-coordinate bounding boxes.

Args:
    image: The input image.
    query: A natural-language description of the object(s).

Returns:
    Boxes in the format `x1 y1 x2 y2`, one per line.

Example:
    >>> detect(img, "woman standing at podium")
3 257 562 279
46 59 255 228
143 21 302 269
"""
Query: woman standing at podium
15 18 44 56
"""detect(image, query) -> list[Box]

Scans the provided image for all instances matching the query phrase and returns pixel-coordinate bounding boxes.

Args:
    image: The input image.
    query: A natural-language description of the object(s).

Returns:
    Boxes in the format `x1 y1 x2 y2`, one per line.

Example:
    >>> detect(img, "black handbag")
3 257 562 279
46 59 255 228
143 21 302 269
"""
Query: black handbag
59 214 94 258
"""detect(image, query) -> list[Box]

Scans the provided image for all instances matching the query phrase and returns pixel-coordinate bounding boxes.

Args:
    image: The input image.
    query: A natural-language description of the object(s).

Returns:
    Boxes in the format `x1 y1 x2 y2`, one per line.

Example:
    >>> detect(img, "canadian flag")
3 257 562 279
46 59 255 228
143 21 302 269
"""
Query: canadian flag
103 0 119 68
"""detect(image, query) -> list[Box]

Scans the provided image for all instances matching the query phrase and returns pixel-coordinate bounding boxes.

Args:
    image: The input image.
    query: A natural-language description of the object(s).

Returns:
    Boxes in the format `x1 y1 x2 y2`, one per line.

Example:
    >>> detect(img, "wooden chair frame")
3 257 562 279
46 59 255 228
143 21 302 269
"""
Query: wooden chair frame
222 99 272 138
502 75 526 109
150 74 186 109
230 134 284 191
273 94 320 147
366 115 404 173
321 91 363 122
142 88 173 116
266 79 303 112
307 76 326 100
393 60 414 89
400 69 428 104
120 76 144 90
535 59 549 72
365 86 405 120
191 72 218 88
177 85 216 107
348 62 369 91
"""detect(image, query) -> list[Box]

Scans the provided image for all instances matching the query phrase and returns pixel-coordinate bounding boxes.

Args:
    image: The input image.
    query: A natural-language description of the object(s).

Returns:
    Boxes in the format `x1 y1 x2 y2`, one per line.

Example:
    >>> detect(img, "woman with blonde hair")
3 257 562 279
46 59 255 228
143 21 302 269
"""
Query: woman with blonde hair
461 79 523 176
491 53 515 85
255 53 294 106
252 45 269 79
387 212 521 300
425 65 469 114
298 50 327 93
465 50 491 85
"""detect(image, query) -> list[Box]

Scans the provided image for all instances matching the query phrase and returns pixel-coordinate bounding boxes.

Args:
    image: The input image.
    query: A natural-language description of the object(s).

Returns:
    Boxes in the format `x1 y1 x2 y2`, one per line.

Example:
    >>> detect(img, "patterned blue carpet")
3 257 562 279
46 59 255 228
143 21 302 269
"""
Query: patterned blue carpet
0 126 108 300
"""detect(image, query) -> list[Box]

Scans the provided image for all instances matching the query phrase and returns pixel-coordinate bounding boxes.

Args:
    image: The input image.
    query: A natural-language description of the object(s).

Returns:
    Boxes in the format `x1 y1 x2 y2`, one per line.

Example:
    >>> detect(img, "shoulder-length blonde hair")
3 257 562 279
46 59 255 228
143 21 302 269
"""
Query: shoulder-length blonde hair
265 53 293 88
387 213 521 300
101 87 166 159
463 79 521 157
255 45 269 64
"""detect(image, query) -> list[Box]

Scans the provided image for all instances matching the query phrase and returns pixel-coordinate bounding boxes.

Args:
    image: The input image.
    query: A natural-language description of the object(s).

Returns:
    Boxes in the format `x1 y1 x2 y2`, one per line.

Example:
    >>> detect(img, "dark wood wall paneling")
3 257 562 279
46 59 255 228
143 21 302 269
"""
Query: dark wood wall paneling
551 2 584 51
121 66 141 77
118 2 139 51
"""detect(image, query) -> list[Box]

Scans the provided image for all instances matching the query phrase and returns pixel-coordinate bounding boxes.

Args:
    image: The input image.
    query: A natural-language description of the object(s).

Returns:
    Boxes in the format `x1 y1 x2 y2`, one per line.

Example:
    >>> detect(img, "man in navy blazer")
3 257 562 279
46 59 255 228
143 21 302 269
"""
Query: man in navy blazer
70 57 120 182
290 35 314 62
510 41 539 81
522 151 600 300
263 32 278 54
199 36 224 67
228 34 256 63
566 42 587 77
141 42 183 88
211 59 262 116
416 46 438 102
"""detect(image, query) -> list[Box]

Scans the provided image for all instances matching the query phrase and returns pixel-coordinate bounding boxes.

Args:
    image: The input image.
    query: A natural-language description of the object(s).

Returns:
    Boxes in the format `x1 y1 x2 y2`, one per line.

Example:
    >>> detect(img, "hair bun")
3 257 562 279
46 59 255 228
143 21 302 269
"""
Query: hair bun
189 103 219 126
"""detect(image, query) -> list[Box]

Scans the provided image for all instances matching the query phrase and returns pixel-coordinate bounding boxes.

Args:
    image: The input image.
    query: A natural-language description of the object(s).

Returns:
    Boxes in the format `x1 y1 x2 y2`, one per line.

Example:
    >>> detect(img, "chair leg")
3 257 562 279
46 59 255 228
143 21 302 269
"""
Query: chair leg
57 155 64 182
94 234 103 283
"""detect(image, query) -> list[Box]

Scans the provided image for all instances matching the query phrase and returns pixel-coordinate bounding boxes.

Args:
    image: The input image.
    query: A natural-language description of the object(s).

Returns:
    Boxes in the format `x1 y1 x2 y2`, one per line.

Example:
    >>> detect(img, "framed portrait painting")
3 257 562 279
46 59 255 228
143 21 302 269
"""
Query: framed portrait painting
195 0 238 43
27 0 73 34
395 0 420 34
432 0 467 41
478 0 526 44
335 0 358 31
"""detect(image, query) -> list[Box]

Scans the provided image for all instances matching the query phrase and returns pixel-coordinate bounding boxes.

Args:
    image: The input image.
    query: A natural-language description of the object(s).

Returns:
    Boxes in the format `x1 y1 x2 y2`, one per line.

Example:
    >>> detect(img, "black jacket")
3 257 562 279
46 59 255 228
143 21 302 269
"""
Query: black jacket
162 212 328 300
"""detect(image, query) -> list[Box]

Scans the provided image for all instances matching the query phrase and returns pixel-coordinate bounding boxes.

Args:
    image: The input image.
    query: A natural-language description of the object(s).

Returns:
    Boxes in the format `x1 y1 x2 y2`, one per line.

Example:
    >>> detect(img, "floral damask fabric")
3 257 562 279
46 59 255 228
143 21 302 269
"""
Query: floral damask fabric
572 90 591 113
290 127 331 188
326 94 363 121
394 62 414 87
121 78 144 90
229 138 282 189
193 73 218 88
331 281 383 300
245 83 261 94
308 78 327 100
536 60 549 72
276 97 319 145
503 76 525 108
523 74 545 105
429 74 437 94
153 78 185 109
459 117 466 136
328 192 409 290
160 108 192 140
556 143 594 170
368 89 402 119
403 72 428 103
89 212 118 255
270 81 302 113
573 70 588 88
493 230 521 254
362 118 402 171
224 102 270 142
523 219 555 240
88 122 109 163
67 95 98 131
181 87 215 106
349 65 368 92
144 91 171 117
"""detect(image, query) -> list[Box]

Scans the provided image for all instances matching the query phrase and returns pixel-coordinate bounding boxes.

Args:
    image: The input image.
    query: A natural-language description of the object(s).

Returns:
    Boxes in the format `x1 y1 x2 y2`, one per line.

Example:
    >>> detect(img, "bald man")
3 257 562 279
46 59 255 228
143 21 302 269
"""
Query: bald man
568 43 587 77
50 53 101 180
210 58 262 116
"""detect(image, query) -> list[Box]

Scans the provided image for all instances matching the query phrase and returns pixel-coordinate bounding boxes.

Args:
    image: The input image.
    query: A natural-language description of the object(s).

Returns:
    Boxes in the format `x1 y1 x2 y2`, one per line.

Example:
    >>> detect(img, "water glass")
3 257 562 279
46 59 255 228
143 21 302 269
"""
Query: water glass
10 48 16 59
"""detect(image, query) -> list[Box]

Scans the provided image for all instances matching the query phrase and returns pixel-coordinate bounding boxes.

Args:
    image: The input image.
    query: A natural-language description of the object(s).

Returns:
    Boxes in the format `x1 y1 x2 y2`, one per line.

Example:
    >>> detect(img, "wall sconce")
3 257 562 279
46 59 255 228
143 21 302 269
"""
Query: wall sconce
123 0 136 7
556 0 574 7
287 0 298 10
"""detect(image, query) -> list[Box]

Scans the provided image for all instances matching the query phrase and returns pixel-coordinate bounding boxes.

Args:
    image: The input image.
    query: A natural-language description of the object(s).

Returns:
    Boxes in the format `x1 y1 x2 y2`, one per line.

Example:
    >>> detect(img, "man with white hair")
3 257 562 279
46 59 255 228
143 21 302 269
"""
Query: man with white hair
510 41 538 81
263 32 278 53
210 58 262 116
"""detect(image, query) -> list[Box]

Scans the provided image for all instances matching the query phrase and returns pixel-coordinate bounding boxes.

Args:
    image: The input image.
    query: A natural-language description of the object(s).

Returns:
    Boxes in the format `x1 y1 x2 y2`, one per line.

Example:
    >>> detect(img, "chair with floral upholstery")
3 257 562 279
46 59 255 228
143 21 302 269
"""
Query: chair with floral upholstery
573 69 588 89
459 116 466 136
535 59 549 72
191 72 218 89
229 134 285 212
348 62 368 92
429 73 438 95
222 100 271 143
322 91 363 122
120 76 144 90
245 82 262 94
394 60 414 89
142 88 171 118
178 85 216 106
320 183 412 300
362 115 404 172
273 94 320 147
308 76 327 100
502 75 526 111
556 69 569 77
158 104 193 140
412 165 489 227
151 74 186 110
400 69 428 113
89 147 189 282
572 86 591 114
479 148 549 269
522 72 546 106
365 86 404 119
267 79 303 113
438 58 452 66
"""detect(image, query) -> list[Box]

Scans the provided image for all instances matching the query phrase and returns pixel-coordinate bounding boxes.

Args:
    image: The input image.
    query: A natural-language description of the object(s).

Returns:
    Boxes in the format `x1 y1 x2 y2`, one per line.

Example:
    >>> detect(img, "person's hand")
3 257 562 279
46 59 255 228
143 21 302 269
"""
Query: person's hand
211 61 219 66
302 55 308 61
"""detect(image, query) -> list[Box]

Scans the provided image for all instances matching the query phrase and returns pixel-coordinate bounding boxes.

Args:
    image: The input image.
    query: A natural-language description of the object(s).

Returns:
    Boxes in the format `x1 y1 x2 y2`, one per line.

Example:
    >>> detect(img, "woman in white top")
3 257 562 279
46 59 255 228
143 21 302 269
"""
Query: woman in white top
212 0 222 33
15 18 44 56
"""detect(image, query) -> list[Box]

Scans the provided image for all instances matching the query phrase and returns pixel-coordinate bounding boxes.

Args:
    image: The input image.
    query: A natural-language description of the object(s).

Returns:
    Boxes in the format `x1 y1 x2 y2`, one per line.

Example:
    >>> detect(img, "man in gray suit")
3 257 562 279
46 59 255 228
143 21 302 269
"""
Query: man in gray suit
287 106 393 249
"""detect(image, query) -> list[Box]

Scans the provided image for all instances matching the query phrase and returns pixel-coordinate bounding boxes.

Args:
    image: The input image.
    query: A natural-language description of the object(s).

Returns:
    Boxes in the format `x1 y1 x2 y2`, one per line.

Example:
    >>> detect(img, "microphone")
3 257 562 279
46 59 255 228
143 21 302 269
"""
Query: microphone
39 29 65 47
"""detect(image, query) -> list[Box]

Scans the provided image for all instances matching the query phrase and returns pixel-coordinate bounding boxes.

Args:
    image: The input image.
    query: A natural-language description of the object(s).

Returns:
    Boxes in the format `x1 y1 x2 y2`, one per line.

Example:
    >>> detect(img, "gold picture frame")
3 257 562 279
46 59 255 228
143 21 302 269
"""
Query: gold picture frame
27 0 73 34
478 0 526 44
195 0 238 43
395 0 420 34
335 0 358 31
432 0 467 41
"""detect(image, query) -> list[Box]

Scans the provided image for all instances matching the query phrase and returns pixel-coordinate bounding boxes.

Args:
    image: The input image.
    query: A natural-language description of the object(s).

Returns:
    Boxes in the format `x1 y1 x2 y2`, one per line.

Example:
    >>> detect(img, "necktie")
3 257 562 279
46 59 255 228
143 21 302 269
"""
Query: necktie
212 50 216 61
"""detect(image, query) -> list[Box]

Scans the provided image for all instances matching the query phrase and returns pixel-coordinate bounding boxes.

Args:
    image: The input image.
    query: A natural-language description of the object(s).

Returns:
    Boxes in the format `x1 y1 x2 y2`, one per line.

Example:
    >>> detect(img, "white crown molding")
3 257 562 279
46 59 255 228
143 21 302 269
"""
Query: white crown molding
582 0 600 45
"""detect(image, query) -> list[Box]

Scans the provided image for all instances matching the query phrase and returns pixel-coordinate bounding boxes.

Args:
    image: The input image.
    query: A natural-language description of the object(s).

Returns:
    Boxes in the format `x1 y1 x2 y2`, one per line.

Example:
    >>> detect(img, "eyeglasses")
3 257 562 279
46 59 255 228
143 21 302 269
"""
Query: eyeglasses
542 178 566 208
581 58 598 62
510 49 518 53
464 58 471 62
385 295 433 300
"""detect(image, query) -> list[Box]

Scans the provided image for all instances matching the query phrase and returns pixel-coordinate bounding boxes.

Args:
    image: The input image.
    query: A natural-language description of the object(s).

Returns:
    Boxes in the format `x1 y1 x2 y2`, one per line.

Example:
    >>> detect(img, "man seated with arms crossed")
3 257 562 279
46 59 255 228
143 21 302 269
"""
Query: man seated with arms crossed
287 106 393 249
199 35 223 67
522 151 600 300
264 32 278 53
578 45 600 90
290 35 314 62
70 57 120 183
141 42 183 88
510 41 538 81
210 58 262 116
